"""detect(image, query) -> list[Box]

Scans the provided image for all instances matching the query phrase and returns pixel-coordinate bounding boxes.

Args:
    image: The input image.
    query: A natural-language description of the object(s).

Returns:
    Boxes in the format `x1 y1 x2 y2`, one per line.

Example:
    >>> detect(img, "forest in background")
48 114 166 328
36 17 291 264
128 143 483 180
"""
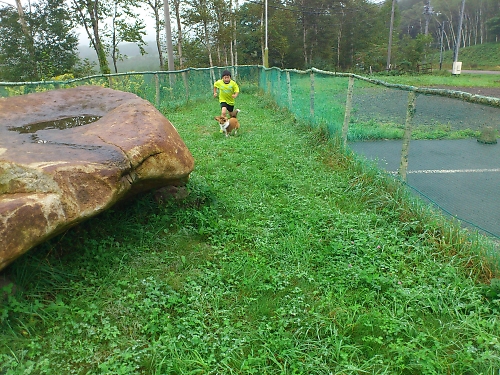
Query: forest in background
1 0 500 81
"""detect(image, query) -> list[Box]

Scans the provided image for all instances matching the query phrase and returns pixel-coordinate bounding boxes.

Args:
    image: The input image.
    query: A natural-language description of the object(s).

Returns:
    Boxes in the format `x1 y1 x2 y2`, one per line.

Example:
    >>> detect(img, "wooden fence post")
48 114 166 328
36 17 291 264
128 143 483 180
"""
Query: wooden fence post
266 69 271 94
182 71 189 103
342 75 355 147
399 90 417 181
277 70 281 104
155 73 160 108
209 67 215 86
310 71 315 120
286 71 292 109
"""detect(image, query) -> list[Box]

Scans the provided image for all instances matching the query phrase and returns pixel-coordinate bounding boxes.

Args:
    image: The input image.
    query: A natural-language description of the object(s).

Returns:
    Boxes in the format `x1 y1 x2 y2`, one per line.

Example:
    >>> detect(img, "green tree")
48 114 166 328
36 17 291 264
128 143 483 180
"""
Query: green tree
31 0 79 79
396 33 433 71
212 0 231 66
0 0 78 81
183 0 214 68
350 0 400 72
109 0 146 73
72 0 111 74
141 0 166 69
172 0 186 68
486 16 500 41
337 0 388 71
268 6 290 68
234 1 262 65
0 7 33 81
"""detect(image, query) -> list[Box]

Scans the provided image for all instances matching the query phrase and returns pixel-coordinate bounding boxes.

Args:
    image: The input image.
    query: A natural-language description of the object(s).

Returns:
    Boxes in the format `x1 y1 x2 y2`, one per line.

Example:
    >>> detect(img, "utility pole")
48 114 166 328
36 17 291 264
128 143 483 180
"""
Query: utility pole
163 0 175 72
453 0 466 63
263 0 268 68
439 21 445 70
386 0 396 71
452 0 466 74
423 0 433 35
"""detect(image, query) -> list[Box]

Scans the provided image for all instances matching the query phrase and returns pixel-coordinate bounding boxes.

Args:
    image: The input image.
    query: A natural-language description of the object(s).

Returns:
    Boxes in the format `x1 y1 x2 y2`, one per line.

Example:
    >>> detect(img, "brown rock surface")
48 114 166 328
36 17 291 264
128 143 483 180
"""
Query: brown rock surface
0 86 194 271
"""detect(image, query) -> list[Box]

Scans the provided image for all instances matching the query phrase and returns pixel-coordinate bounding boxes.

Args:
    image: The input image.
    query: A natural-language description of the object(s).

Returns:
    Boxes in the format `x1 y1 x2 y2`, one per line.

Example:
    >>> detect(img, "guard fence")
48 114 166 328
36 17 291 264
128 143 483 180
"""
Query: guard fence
1 65 499 238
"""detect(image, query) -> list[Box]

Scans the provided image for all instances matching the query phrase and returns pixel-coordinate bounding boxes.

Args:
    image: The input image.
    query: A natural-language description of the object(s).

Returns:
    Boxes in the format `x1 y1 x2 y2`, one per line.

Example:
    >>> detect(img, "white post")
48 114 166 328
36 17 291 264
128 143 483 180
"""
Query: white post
452 0 466 75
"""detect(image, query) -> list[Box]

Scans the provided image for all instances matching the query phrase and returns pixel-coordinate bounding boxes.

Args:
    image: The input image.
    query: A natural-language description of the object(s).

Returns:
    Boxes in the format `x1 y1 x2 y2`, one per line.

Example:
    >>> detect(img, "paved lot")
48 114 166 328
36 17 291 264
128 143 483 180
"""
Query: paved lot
349 139 500 238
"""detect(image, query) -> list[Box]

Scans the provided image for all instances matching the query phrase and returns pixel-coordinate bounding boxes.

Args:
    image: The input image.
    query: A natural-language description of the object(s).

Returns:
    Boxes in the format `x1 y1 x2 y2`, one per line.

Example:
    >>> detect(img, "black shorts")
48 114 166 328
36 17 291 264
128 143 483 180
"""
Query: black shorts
220 102 234 112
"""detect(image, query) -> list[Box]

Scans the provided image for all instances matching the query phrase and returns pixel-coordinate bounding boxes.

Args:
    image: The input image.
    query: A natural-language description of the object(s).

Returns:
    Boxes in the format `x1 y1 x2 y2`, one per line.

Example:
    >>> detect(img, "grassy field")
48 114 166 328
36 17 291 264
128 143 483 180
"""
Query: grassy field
267 69 500 142
1 86 499 374
376 70 500 88
432 42 500 71
369 41 500 88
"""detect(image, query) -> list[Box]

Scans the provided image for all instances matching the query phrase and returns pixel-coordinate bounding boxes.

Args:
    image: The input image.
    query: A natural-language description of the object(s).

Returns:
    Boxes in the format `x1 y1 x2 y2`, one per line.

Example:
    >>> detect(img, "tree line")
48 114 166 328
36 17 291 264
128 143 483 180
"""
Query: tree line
0 0 499 82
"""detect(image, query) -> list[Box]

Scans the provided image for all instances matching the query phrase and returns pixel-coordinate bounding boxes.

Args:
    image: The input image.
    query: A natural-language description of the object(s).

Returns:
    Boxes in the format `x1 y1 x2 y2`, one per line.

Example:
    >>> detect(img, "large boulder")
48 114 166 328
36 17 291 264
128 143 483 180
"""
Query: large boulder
0 86 194 271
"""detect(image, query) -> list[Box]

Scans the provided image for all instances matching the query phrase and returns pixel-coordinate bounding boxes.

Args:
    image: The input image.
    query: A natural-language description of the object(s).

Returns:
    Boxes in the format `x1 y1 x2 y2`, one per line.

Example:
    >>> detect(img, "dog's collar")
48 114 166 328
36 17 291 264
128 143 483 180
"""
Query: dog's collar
222 120 230 129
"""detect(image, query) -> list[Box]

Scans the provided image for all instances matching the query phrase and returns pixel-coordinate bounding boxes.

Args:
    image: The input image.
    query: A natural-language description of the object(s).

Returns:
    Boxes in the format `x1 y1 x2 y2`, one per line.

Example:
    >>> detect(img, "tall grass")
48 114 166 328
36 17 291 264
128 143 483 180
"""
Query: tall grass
1 88 499 374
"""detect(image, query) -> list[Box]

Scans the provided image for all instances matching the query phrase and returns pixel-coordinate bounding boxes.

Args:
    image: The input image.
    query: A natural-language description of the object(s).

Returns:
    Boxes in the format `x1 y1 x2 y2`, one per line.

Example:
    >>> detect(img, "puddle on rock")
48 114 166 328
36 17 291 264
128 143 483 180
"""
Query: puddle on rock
8 115 101 144
10 115 101 134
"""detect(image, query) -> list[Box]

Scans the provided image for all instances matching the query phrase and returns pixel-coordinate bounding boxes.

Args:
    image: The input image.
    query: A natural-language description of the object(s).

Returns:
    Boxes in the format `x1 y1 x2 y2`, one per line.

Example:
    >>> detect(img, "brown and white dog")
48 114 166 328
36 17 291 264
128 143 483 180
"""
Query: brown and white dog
214 115 240 137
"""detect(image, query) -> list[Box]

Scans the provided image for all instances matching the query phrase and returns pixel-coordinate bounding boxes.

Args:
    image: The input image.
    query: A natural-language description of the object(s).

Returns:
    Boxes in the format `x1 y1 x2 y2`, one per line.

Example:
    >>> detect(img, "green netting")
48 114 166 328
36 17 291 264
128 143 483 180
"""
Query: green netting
0 66 261 112
259 68 349 137
1 65 499 238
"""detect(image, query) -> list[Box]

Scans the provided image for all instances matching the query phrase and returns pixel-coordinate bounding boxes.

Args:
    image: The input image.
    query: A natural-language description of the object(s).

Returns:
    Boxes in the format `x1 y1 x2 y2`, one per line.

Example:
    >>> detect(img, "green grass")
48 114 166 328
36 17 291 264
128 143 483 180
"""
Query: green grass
370 42 500 88
348 120 480 141
256 66 500 142
347 119 404 141
432 42 500 71
1 89 500 374
371 41 500 89
378 70 500 89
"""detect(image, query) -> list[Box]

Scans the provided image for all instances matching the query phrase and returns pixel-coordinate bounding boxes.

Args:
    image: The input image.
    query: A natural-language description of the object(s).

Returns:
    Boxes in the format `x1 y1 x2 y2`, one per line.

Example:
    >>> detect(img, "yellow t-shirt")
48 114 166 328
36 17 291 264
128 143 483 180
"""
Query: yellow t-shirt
214 79 239 105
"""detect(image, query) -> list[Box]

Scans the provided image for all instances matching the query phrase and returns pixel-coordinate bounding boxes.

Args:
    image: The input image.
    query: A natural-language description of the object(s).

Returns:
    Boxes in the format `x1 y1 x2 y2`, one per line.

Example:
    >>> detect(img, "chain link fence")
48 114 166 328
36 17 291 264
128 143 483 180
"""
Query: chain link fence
1 66 499 238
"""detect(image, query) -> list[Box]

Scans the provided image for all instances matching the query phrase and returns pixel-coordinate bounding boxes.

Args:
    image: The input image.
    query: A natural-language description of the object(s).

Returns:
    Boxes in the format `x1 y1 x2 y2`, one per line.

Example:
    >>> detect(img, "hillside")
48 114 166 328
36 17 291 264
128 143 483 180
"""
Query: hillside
428 42 500 71
78 41 500 73
78 41 161 73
